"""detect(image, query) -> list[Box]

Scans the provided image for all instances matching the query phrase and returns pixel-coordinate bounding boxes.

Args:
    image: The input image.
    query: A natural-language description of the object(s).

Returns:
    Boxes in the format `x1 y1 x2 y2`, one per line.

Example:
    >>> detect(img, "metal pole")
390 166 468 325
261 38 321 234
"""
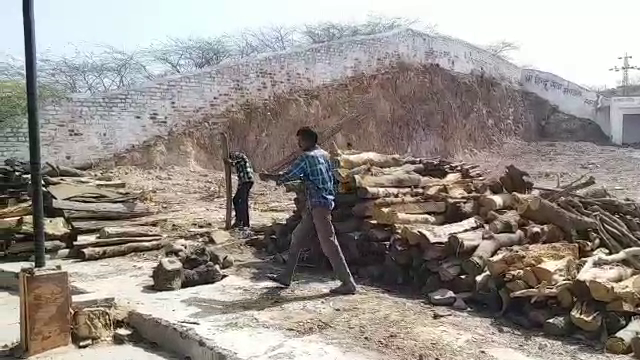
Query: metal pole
22 0 46 268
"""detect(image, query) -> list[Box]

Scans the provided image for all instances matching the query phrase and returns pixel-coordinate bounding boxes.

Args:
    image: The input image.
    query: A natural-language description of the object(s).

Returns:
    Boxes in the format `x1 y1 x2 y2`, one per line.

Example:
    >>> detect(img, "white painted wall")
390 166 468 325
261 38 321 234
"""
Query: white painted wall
610 97 640 144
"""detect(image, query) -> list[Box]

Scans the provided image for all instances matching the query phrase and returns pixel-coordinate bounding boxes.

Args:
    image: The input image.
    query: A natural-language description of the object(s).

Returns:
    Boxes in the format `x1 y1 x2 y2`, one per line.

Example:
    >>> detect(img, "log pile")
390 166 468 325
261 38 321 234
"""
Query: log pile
152 240 233 291
0 159 166 260
254 149 640 357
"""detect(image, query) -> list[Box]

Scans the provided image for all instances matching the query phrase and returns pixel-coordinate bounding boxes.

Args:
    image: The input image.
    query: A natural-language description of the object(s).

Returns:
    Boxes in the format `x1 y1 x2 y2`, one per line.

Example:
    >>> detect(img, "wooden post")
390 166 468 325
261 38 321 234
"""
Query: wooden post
221 133 232 230
19 268 71 356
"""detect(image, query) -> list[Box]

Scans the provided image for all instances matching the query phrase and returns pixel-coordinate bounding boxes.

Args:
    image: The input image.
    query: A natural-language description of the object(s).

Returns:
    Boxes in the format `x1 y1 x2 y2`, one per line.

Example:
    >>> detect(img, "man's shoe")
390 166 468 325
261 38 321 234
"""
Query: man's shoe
329 283 357 295
267 274 291 287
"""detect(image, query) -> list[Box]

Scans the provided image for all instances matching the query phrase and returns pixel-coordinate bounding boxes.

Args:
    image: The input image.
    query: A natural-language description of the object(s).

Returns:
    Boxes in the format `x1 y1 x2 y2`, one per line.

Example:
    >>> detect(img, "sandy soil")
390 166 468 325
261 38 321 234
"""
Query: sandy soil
84 140 640 360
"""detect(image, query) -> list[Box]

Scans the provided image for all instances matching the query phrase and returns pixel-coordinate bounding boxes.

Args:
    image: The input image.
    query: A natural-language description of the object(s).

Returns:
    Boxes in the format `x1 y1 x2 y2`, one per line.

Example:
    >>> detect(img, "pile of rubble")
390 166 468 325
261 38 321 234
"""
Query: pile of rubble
0 159 166 260
256 148 640 357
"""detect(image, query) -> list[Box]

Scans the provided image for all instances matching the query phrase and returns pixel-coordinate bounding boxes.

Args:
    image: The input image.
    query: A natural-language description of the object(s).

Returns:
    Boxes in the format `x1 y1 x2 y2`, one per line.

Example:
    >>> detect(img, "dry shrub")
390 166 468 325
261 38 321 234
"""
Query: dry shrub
111 63 533 170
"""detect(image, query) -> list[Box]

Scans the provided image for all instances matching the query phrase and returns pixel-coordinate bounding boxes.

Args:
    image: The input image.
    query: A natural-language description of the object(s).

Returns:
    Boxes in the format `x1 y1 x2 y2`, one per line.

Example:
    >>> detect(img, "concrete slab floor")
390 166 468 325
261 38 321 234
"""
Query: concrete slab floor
0 253 616 360
0 343 179 360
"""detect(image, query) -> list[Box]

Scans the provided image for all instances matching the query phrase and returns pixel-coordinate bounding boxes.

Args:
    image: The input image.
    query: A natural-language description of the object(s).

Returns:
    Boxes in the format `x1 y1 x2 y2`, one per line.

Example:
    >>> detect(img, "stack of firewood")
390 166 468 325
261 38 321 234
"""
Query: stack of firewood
255 149 640 357
0 159 167 260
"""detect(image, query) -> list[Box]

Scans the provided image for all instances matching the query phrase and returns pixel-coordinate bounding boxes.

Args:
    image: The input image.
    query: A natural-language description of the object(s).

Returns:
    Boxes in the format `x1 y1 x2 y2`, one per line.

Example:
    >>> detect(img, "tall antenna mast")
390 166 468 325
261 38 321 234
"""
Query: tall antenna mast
610 53 640 95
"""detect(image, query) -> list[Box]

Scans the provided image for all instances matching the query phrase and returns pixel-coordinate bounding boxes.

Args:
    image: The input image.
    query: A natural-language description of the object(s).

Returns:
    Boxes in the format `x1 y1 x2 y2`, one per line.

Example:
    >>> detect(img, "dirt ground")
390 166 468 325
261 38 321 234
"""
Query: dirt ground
94 140 640 360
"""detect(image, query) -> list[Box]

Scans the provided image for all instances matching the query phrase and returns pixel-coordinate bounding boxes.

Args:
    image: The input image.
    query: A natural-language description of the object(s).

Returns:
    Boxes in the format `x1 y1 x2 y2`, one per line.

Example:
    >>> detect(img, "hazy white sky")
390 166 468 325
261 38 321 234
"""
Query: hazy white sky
0 0 637 87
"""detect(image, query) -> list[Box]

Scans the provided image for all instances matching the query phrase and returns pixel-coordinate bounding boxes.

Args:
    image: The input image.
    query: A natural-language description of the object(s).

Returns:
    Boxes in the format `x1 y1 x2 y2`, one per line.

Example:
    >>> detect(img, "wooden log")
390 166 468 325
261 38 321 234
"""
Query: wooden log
52 200 152 219
373 207 445 225
607 316 640 355
570 301 602 332
438 257 461 282
43 163 88 177
447 229 484 254
514 194 597 233
531 257 578 285
487 210 522 234
70 216 167 234
499 165 533 193
0 216 23 232
401 217 483 246
7 240 66 254
357 187 428 199
479 194 514 212
461 230 526 277
487 243 579 278
0 201 31 219
79 240 166 261
337 152 409 169
74 236 164 249
98 226 161 239
355 174 426 188
182 262 224 288
352 200 446 217
152 258 183 291
18 216 71 239
543 315 574 336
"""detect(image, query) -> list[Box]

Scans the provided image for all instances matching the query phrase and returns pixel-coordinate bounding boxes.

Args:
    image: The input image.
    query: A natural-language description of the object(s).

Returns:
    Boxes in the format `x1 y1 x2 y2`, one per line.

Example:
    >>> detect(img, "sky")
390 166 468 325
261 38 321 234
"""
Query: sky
0 0 637 88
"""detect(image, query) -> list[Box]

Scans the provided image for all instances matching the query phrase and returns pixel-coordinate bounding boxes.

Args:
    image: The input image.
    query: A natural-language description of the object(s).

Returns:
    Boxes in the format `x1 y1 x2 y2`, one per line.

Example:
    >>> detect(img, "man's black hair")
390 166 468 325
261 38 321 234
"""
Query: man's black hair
296 126 318 144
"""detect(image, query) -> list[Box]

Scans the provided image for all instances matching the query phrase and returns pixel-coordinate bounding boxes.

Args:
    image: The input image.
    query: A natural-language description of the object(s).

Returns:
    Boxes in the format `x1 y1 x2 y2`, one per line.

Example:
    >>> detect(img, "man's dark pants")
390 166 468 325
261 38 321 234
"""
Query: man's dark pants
232 181 253 227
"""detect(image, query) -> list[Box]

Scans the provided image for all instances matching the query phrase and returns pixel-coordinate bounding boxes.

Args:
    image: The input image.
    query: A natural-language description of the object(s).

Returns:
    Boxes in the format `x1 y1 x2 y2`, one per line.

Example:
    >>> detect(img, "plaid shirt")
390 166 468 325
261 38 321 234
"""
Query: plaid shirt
229 152 254 184
278 146 336 209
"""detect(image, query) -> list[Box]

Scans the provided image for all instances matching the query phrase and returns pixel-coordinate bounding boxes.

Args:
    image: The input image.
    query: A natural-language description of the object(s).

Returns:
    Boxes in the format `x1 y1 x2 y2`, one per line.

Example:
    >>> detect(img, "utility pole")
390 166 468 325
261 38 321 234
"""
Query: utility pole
609 53 640 96
22 0 46 268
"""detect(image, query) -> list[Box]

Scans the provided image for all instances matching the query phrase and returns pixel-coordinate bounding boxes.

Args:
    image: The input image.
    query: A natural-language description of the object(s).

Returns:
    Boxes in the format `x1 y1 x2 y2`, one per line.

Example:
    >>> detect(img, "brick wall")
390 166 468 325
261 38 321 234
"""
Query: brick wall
0 121 29 160
0 28 602 164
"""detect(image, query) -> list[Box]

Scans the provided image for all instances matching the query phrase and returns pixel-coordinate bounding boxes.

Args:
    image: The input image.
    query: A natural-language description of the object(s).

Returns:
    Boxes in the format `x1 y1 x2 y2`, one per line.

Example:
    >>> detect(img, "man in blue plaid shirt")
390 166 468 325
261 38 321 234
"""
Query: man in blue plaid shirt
226 151 254 229
260 127 357 295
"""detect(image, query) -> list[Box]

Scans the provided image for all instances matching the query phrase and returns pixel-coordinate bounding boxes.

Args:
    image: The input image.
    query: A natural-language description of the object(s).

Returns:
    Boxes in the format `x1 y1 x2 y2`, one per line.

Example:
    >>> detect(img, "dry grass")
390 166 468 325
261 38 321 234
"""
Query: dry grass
110 63 533 170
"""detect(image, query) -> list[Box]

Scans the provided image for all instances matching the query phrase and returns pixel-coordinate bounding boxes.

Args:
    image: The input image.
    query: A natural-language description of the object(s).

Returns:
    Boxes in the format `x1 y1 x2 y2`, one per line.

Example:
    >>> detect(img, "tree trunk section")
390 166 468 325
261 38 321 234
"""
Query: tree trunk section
152 258 183 291
79 240 166 261
74 236 164 249
461 230 526 277
221 132 232 230
607 316 640 355
98 226 161 239
514 194 597 233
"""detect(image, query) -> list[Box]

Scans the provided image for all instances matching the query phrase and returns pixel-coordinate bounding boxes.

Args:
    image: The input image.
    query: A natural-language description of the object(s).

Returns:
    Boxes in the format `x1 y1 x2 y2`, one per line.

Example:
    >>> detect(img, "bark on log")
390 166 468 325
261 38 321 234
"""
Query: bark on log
352 200 446 217
52 200 152 219
514 194 598 233
461 230 526 277
500 165 533 193
401 217 483 246
152 258 183 291
74 236 164 249
337 152 409 169
607 316 640 355
182 262 224 288
70 216 167 234
79 240 166 261
570 301 602 332
98 226 162 239
357 187 428 199
0 202 31 219
543 315 574 337
43 164 87 178
479 194 514 212
487 210 522 234
17 216 71 239
373 207 445 225
7 240 66 254
531 257 578 285
447 229 485 255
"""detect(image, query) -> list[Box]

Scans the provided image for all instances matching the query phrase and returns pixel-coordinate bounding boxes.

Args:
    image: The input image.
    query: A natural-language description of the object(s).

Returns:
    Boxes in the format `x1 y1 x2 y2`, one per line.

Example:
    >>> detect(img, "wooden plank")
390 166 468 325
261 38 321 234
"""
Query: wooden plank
74 235 163 249
19 269 71 356
79 240 166 261
63 210 150 220
52 199 152 218
0 202 31 219
221 132 232 230
98 226 161 239
69 215 167 234
8 240 66 254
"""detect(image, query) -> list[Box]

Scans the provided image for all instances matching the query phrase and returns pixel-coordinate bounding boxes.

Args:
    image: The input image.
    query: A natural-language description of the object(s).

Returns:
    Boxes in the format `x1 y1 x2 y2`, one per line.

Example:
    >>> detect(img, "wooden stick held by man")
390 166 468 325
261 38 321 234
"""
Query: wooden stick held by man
260 127 357 295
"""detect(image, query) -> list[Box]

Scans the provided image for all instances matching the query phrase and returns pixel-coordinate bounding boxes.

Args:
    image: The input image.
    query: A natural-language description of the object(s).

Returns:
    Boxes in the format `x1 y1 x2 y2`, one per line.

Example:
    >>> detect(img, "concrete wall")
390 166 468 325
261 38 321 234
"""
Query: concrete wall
0 28 609 163
610 96 640 144
519 69 607 134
